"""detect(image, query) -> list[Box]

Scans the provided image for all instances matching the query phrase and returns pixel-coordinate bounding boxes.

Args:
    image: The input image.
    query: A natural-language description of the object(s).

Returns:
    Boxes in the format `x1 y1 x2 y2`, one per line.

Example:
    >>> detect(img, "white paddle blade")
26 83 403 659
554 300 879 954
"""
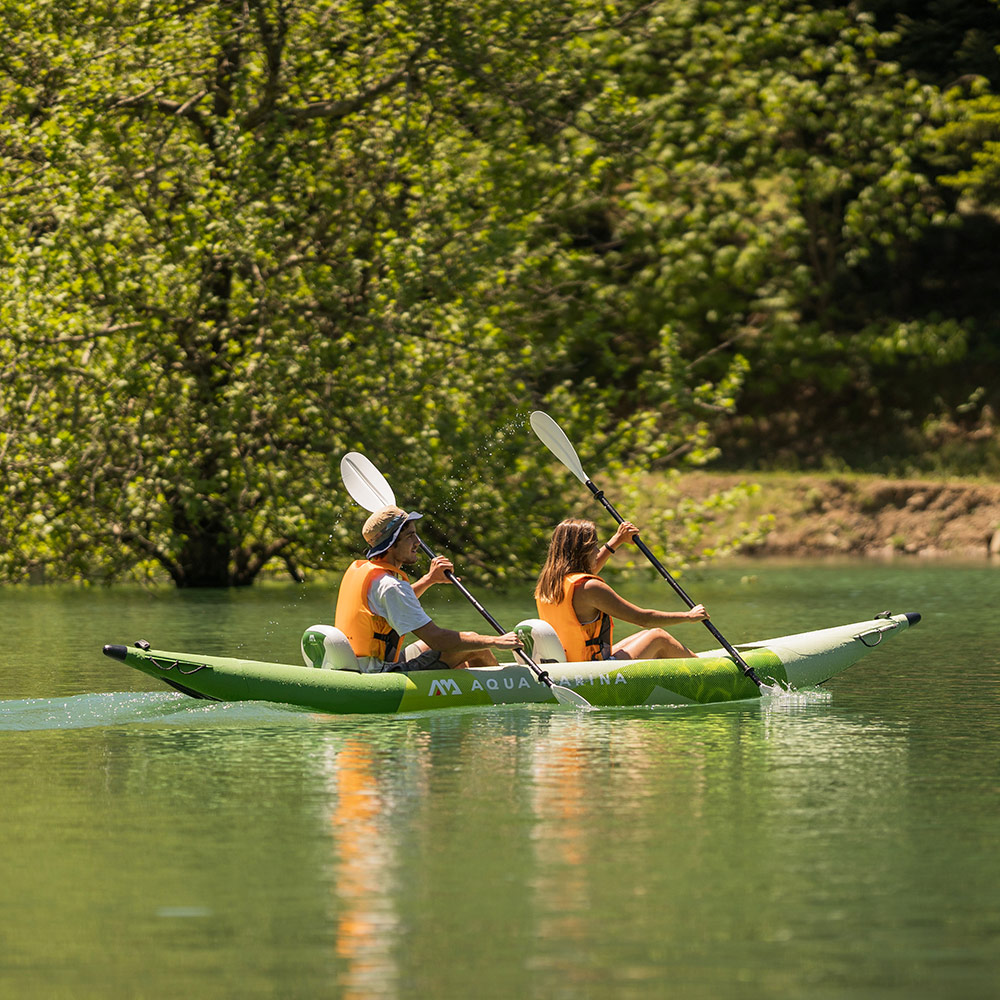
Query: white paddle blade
340 452 396 512
551 684 592 709
529 411 589 484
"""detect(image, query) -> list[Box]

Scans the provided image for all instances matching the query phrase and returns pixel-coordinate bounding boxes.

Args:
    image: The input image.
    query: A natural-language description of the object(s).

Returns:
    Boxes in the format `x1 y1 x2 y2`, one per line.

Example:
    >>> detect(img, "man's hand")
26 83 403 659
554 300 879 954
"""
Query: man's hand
424 555 455 586
491 631 524 651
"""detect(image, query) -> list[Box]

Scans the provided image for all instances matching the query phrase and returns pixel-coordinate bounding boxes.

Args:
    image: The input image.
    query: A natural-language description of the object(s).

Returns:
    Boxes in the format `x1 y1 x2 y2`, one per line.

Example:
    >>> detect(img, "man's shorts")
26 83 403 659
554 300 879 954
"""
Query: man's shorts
378 647 444 673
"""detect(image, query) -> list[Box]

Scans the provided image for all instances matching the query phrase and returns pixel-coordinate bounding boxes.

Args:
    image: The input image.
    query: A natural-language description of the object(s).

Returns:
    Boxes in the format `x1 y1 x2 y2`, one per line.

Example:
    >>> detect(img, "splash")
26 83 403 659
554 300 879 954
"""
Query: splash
759 683 834 712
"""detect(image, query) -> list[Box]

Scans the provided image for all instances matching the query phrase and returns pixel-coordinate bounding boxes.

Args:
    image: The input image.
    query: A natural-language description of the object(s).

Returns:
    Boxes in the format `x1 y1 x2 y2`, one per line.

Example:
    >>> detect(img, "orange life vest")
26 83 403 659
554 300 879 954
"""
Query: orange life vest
334 559 411 662
535 572 613 662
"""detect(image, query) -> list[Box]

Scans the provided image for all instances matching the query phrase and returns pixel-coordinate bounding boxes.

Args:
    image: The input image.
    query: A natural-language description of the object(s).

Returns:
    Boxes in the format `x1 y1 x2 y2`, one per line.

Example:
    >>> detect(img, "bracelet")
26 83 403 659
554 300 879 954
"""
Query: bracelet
603 542 617 554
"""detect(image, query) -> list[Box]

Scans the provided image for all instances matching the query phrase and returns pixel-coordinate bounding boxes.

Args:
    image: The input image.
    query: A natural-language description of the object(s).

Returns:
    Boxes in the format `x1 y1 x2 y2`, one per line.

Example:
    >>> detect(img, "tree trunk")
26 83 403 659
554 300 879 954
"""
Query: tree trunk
173 518 236 587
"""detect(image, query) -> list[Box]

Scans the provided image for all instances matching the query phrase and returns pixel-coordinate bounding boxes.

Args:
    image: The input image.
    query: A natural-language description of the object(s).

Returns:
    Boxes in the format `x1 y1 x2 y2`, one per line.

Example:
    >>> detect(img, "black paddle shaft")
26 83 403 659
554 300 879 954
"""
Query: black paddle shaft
584 481 766 689
416 539 555 687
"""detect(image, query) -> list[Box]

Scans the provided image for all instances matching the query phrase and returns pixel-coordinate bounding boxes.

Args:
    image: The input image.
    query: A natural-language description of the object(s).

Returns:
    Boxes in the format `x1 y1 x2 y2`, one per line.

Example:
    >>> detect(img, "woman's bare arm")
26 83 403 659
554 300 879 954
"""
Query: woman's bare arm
574 578 708 627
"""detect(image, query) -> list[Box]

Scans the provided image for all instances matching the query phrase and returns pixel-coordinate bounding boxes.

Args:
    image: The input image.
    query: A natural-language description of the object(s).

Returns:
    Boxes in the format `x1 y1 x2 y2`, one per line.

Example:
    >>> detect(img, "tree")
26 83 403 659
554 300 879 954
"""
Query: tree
4 1 983 587
637 3 968 468
502 2 963 469
1 0 755 586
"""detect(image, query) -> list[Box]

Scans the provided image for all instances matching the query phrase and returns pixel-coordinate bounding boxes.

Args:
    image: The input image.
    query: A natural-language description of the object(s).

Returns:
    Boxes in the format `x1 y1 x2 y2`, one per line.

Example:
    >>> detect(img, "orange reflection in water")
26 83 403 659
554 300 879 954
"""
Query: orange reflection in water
528 715 670 987
328 739 399 1000
530 720 595 964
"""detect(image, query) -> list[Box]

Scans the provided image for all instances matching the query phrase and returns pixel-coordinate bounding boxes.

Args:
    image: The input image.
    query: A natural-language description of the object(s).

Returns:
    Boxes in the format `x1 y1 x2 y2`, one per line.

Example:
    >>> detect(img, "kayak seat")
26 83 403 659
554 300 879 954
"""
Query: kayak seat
301 625 361 671
513 619 567 663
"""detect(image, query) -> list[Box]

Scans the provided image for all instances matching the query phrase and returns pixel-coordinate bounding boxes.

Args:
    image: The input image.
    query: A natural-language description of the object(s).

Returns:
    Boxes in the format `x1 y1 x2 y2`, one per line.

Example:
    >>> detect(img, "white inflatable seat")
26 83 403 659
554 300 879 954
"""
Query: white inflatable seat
513 619 567 663
301 625 361 671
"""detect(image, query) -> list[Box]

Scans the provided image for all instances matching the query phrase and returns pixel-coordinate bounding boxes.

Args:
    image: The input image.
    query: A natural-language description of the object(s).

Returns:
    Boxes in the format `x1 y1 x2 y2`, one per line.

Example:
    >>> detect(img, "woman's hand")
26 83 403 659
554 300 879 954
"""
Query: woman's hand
610 521 639 550
685 604 710 622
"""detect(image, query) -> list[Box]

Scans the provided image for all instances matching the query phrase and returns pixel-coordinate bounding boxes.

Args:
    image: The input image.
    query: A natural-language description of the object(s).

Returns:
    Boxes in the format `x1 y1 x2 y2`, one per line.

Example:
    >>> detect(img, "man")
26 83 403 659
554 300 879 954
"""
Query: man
334 505 523 673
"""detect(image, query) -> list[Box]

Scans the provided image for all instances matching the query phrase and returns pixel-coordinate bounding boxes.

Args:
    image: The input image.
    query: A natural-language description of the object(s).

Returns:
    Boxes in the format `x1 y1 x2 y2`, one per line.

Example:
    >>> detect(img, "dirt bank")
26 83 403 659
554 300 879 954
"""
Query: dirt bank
680 473 1000 560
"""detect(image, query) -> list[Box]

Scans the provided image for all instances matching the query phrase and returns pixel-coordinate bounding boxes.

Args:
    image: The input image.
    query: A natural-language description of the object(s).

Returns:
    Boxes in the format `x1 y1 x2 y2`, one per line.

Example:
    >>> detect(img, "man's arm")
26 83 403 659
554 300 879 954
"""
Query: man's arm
411 556 454 599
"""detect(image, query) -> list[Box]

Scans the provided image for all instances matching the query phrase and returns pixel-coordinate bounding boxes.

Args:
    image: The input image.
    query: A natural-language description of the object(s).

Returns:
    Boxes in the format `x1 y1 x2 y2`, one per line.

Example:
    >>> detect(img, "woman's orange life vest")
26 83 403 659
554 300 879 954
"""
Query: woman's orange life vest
334 559 412 662
535 572 613 662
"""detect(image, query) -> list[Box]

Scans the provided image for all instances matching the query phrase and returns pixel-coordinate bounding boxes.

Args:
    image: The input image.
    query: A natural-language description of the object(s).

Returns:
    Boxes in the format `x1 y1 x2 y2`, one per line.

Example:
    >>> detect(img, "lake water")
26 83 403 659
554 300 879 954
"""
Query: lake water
2 559 999 999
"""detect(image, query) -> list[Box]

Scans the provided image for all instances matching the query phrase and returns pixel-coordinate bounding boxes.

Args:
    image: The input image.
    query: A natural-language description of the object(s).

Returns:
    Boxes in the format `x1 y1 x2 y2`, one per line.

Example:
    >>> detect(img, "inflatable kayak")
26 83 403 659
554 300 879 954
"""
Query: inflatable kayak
101 611 919 714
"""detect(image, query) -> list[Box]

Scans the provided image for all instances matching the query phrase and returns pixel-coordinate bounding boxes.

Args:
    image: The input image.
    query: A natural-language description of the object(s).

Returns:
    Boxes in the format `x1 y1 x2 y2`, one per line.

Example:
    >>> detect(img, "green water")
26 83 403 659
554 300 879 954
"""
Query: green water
2 560 999 999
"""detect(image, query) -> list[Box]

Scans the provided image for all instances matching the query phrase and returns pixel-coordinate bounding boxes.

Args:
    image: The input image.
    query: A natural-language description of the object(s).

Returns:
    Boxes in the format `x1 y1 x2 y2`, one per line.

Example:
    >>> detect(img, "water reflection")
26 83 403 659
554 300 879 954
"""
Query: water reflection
5 686 992 999
528 714 604 987
512 698 924 990
323 738 402 1000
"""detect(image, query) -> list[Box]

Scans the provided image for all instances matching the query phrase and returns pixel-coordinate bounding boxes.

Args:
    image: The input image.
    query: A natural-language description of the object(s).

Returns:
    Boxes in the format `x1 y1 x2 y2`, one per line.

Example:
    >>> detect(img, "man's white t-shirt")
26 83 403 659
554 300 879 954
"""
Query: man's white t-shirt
357 572 432 673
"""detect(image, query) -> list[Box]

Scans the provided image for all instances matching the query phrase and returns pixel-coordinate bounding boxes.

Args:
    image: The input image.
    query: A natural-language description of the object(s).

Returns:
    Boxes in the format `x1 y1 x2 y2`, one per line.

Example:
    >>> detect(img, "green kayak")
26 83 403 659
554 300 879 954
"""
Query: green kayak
102 611 919 714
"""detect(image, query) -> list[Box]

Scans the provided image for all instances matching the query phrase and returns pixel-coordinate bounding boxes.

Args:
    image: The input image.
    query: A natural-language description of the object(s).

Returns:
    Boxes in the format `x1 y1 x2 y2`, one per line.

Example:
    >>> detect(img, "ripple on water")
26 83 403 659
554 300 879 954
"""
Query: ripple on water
0 691 313 731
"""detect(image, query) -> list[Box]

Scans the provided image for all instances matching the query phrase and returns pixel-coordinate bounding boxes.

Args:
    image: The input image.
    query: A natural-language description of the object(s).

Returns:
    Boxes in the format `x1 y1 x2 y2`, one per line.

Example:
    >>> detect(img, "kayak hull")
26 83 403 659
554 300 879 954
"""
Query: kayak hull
102 612 918 714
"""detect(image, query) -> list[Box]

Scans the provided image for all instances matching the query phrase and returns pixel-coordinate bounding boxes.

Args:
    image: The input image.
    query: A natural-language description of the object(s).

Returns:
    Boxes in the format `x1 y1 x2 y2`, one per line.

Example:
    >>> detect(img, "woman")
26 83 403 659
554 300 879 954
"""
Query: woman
534 518 709 661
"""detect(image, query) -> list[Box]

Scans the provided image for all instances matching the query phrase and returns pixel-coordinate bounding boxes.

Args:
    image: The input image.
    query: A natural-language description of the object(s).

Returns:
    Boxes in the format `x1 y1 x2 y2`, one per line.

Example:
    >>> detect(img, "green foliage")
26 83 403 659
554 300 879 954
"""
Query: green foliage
1 0 722 586
935 77 1000 203
1 0 994 586
849 0 1000 88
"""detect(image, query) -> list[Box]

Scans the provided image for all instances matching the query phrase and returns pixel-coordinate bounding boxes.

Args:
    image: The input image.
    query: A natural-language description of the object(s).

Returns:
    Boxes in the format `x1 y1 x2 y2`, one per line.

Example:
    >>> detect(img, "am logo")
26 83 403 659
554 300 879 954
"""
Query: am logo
428 678 462 697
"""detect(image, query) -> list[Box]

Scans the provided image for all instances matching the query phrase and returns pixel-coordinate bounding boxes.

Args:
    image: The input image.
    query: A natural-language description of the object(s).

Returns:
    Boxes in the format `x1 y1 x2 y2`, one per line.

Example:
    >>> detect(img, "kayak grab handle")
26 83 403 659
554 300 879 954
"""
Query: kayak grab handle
857 611 921 647
857 628 889 647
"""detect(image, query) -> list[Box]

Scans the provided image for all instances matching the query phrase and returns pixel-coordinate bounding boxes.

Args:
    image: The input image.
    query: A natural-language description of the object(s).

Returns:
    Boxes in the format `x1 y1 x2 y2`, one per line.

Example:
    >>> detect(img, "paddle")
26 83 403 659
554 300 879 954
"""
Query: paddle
529 410 776 695
339 452 591 709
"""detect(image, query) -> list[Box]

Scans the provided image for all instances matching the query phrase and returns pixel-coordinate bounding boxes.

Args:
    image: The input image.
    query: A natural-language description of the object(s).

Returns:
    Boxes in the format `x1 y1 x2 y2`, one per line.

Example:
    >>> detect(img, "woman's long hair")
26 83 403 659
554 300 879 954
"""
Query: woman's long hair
534 519 600 604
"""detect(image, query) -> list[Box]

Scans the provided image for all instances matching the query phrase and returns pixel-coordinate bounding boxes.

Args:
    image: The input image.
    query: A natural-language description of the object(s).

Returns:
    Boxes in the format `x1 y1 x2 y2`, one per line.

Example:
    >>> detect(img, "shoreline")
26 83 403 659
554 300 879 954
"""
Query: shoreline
677 472 1000 562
